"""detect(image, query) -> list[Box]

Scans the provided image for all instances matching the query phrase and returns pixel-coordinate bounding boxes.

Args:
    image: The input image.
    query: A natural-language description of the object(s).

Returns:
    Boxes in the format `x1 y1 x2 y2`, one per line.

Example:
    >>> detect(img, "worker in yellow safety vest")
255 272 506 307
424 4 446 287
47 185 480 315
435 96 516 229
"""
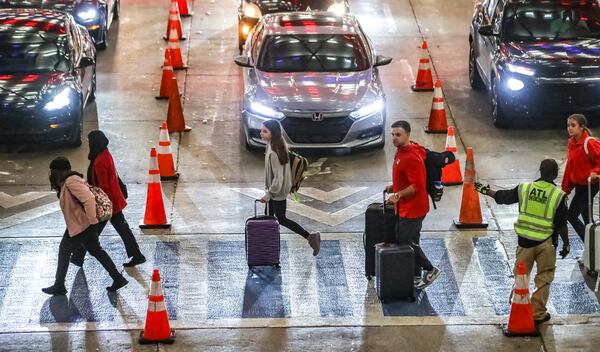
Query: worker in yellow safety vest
475 158 570 325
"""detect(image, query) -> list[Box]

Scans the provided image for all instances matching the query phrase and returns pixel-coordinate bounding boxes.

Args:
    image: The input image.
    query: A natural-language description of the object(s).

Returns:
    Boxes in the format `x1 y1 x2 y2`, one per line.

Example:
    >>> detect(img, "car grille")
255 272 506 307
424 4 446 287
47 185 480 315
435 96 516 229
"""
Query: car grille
281 115 353 144
532 81 600 111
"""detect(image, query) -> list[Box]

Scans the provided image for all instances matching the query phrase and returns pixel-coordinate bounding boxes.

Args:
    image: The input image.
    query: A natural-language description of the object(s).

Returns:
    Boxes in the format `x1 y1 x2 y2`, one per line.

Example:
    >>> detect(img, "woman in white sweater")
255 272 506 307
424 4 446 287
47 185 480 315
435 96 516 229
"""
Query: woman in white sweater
259 120 321 256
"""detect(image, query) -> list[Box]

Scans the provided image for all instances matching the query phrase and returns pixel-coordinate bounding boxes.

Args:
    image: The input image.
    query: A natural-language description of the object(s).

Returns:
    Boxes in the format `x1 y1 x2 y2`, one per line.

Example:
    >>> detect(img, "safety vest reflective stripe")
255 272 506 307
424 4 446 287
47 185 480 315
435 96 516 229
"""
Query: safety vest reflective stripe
515 181 564 242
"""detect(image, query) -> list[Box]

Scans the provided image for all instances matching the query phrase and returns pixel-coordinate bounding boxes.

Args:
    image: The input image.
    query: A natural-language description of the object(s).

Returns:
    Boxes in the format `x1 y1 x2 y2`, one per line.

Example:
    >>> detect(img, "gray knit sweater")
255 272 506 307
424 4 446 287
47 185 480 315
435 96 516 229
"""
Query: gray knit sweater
264 143 292 201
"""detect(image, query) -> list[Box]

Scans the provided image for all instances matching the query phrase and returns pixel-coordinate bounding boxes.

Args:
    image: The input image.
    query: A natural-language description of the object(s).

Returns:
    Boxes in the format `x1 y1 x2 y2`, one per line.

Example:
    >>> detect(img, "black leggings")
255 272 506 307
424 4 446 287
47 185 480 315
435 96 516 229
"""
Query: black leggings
71 212 142 262
268 199 310 239
55 225 121 286
568 183 599 242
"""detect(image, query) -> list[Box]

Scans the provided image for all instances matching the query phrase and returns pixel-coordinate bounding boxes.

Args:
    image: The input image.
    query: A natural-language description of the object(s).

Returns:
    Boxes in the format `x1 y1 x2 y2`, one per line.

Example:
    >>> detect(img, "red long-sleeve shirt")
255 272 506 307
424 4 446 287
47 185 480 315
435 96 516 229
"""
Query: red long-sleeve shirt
562 130 600 194
392 143 429 218
90 149 127 214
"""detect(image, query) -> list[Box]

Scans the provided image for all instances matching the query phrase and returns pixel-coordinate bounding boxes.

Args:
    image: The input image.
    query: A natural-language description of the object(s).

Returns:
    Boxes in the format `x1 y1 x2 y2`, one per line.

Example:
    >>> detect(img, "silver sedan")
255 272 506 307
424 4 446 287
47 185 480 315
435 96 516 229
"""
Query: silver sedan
235 12 392 151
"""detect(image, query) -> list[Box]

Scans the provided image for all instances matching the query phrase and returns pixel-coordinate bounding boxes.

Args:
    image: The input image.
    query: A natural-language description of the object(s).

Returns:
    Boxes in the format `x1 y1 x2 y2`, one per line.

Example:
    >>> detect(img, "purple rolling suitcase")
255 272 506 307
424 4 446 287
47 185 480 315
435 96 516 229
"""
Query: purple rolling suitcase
245 200 280 269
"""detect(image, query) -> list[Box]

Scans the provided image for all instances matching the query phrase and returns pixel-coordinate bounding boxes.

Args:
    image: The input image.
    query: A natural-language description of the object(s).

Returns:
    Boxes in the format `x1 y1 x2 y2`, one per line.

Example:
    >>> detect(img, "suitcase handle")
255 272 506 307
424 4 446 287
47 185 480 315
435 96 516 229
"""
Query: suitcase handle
588 176 600 224
254 199 270 217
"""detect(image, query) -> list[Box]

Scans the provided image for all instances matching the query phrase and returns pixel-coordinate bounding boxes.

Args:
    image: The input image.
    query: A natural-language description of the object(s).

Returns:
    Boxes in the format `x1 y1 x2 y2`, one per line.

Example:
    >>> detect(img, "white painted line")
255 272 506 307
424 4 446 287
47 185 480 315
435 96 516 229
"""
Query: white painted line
298 187 367 204
0 202 60 230
287 238 320 318
0 192 53 209
383 3 398 33
230 188 381 227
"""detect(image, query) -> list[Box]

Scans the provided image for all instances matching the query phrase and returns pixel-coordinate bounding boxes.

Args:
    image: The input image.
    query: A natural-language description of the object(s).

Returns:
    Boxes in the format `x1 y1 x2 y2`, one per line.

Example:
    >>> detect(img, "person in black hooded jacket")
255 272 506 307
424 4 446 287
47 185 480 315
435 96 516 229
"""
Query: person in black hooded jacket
70 130 146 267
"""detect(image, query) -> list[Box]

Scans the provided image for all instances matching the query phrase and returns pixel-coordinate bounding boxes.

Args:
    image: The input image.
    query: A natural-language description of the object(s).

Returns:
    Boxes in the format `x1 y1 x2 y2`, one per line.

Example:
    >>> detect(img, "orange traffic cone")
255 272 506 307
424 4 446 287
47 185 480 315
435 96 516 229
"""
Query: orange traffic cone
424 80 448 133
139 147 171 229
158 121 179 180
453 147 488 228
166 77 191 133
139 269 176 344
178 0 193 17
164 0 185 41
411 40 434 92
502 262 540 337
156 49 175 100
441 127 463 186
167 28 187 70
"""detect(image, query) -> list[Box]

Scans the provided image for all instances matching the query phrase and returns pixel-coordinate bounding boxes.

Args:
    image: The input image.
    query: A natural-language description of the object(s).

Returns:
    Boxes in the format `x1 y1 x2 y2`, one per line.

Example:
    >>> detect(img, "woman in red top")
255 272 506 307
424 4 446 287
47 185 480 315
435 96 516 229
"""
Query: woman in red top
71 130 146 267
562 114 600 243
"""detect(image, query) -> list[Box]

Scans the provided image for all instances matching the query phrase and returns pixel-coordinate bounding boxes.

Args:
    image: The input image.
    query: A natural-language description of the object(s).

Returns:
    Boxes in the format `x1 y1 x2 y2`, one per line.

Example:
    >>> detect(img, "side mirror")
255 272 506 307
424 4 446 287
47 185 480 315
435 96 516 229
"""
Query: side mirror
234 55 252 68
374 55 393 67
478 25 495 36
80 57 94 68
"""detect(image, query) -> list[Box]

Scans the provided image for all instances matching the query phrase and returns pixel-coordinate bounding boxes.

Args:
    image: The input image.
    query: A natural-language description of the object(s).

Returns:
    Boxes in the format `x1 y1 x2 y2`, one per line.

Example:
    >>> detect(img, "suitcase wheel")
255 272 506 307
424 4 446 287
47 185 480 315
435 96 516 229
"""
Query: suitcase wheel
274 264 281 270
366 275 372 281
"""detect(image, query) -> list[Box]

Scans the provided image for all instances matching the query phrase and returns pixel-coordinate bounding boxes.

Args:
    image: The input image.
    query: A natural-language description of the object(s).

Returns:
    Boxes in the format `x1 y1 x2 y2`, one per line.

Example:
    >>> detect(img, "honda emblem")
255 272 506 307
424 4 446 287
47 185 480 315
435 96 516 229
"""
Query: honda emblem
312 112 324 122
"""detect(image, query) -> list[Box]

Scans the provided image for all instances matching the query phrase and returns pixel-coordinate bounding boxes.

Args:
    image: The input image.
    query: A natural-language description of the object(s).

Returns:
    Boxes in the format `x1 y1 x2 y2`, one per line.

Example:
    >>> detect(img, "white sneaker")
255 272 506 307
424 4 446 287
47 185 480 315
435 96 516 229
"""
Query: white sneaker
308 232 321 256
415 267 441 290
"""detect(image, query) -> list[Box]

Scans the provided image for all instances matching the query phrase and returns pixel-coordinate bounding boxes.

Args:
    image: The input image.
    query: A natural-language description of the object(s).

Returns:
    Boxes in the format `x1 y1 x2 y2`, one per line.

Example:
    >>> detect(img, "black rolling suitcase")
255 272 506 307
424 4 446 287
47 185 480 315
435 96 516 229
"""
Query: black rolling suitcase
364 191 397 279
375 243 415 302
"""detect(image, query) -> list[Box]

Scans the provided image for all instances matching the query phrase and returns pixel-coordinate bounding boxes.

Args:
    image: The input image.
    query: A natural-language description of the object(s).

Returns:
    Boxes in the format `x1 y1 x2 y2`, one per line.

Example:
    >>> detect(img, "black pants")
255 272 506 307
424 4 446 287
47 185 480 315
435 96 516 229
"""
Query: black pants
268 199 310 239
71 212 142 262
396 216 434 277
568 183 599 242
54 224 122 287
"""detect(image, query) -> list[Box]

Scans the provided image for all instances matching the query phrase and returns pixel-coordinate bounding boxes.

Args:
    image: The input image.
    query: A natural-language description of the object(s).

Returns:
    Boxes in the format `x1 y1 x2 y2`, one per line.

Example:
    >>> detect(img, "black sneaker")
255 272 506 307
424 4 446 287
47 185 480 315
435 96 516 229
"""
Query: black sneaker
415 267 441 290
123 254 146 267
106 276 129 292
42 284 67 295
534 313 551 325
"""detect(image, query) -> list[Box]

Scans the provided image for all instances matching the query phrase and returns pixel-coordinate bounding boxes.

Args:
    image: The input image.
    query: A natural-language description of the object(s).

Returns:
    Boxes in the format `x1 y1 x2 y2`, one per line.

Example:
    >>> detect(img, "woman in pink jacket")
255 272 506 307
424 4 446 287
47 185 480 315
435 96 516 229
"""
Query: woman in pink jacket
42 157 128 295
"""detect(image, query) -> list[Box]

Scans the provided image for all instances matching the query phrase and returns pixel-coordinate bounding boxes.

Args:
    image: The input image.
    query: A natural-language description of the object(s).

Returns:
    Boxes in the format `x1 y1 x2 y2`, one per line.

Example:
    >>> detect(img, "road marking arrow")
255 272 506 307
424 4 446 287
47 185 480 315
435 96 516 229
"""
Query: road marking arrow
230 187 379 227
0 192 54 209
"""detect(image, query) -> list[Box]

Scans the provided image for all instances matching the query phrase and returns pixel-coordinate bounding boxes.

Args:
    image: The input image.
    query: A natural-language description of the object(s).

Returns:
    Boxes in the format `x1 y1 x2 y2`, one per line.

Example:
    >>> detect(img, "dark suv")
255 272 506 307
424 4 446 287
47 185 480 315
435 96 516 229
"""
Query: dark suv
470 0 600 127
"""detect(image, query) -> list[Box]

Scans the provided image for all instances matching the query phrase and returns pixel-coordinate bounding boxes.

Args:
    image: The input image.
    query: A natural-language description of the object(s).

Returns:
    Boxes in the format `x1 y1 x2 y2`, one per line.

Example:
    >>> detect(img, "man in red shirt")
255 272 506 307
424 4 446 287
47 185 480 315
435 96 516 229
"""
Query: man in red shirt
386 120 440 290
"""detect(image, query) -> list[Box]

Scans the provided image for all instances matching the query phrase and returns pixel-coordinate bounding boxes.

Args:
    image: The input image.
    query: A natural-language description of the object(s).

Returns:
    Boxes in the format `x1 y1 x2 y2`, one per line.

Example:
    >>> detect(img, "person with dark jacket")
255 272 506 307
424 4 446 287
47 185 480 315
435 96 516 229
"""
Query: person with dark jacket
562 114 600 246
476 159 570 325
42 157 128 295
385 120 440 290
71 131 146 267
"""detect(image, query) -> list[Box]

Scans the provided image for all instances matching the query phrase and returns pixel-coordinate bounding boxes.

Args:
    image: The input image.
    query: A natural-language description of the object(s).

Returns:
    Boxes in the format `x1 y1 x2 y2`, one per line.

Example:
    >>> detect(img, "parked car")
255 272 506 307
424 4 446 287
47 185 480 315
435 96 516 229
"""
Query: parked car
0 0 119 49
470 0 600 127
0 9 97 146
235 12 392 151
238 0 349 52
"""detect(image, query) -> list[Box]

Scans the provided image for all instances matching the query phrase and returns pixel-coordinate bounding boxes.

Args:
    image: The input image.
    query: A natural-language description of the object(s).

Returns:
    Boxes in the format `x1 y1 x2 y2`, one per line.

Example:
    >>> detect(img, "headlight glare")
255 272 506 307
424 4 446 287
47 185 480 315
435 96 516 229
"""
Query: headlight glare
77 9 98 21
507 78 524 91
249 102 284 119
350 99 384 120
507 63 534 76
327 3 347 15
44 88 72 111
243 3 262 19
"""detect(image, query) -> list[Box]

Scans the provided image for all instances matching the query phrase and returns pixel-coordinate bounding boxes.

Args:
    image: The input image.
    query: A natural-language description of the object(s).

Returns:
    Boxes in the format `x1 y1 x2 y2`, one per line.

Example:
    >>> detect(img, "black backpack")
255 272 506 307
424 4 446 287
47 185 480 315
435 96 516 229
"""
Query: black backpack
422 148 455 209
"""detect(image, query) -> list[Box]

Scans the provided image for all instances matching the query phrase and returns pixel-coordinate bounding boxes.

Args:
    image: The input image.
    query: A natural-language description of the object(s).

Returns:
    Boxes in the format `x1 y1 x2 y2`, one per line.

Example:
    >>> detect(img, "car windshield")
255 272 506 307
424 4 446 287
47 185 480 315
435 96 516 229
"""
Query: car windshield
0 33 70 73
257 34 370 72
504 3 600 41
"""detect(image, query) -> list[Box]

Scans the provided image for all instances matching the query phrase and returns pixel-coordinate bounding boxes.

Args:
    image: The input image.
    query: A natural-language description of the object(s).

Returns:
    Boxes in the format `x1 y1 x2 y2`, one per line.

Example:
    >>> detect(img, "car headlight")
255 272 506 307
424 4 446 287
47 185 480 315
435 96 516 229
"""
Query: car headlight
327 2 347 16
507 78 524 91
242 2 262 19
77 8 98 21
44 88 72 111
249 102 284 119
507 63 534 76
350 99 384 120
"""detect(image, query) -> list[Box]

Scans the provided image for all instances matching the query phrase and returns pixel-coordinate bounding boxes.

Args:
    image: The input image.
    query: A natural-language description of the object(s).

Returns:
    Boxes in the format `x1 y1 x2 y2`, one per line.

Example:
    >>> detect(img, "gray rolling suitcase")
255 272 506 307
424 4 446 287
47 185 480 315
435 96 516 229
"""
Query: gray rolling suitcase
584 178 600 291
375 243 416 302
